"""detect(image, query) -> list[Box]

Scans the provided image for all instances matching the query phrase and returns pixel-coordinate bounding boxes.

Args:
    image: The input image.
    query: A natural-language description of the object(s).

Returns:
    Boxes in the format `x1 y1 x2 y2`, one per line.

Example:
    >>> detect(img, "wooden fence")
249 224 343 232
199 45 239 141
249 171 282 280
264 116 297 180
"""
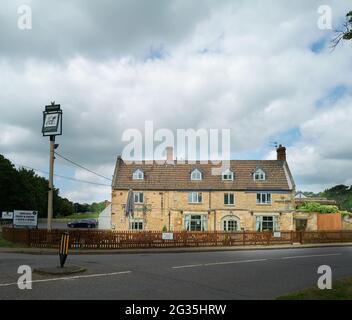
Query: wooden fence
2 227 352 249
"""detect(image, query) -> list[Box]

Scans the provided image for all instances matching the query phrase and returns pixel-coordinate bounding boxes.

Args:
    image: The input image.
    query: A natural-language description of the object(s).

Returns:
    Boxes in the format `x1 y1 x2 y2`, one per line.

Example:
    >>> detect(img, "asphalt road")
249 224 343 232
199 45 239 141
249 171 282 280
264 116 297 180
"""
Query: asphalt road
0 246 352 300
38 220 68 229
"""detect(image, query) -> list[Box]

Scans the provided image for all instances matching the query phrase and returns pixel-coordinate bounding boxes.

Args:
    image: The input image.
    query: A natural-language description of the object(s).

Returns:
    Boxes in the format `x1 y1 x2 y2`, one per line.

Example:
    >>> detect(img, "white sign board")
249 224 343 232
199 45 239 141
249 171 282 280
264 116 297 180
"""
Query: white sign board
13 210 38 227
273 231 281 238
2 212 13 220
162 232 174 240
42 110 62 136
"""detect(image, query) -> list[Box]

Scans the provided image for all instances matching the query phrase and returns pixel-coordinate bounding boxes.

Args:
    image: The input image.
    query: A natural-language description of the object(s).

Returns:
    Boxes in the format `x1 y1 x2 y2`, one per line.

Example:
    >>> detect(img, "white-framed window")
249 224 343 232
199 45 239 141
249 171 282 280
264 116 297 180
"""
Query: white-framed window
132 169 144 180
191 169 202 181
188 192 202 203
133 192 144 203
184 214 208 231
221 216 240 231
222 169 234 181
256 193 271 204
253 168 266 181
256 216 278 231
129 218 144 230
224 193 235 205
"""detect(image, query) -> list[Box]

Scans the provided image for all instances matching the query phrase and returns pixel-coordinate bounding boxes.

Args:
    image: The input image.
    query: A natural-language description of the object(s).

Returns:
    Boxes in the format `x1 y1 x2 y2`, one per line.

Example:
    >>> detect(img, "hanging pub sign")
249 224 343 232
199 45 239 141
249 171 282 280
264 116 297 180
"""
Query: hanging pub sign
13 210 38 228
42 103 63 136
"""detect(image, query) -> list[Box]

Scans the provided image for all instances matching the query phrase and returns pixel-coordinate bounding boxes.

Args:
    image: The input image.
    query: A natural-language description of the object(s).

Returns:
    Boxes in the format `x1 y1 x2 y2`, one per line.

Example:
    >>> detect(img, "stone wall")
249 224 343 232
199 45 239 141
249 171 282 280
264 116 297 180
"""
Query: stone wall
111 189 295 231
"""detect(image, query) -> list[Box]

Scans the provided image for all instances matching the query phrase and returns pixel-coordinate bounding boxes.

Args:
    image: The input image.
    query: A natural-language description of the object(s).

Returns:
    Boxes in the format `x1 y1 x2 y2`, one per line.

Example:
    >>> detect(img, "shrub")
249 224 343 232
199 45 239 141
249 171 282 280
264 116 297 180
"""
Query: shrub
298 202 339 213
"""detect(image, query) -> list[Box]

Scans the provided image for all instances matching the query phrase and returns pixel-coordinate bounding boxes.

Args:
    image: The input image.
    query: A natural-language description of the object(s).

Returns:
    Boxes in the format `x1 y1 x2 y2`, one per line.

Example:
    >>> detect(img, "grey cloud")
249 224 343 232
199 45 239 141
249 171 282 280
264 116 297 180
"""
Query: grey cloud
0 0 219 61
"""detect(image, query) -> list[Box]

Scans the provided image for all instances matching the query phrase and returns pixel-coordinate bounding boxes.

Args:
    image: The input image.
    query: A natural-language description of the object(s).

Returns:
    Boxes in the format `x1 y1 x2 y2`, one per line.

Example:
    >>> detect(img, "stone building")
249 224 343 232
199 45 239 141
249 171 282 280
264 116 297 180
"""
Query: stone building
111 145 296 232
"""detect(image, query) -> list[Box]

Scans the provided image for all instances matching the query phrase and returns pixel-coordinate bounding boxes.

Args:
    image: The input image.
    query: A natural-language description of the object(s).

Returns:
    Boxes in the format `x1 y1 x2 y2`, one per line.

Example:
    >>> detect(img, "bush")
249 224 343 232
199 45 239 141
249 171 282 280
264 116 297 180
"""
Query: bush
298 202 339 213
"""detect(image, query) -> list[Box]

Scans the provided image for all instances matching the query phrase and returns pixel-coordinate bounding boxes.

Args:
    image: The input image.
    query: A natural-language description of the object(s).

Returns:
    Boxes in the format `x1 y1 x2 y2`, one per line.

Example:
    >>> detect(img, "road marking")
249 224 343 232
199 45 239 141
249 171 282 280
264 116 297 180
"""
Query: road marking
172 253 343 270
0 271 131 288
281 253 342 260
172 259 267 269
204 259 267 266
172 264 203 269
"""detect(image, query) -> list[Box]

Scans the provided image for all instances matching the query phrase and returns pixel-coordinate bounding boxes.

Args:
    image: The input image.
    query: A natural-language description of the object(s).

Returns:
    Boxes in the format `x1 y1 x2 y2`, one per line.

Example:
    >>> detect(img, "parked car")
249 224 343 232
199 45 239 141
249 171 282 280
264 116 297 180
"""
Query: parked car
67 219 98 229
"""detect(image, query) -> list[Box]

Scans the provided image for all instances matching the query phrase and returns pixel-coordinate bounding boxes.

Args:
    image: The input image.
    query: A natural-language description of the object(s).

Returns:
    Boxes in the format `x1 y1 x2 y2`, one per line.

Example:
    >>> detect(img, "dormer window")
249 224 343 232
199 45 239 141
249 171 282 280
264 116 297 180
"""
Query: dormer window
191 169 202 181
222 169 234 181
253 168 266 181
132 169 144 180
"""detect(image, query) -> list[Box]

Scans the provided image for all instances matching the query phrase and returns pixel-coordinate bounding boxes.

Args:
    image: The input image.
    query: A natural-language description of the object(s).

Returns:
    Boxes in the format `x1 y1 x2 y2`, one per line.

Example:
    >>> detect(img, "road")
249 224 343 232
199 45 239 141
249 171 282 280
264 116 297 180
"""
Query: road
37 220 68 229
0 246 351 300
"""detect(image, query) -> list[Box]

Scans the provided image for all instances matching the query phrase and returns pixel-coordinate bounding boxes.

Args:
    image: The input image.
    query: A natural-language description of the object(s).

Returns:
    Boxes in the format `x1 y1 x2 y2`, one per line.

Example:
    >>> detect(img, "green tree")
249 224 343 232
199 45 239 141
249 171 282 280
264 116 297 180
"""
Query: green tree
0 154 76 218
0 155 21 211
321 184 352 212
331 11 352 49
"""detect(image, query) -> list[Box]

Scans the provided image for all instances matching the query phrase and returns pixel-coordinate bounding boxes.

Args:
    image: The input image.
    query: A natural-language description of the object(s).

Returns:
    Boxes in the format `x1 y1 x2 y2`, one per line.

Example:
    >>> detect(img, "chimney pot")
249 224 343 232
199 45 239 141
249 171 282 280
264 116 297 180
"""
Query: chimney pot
166 147 174 163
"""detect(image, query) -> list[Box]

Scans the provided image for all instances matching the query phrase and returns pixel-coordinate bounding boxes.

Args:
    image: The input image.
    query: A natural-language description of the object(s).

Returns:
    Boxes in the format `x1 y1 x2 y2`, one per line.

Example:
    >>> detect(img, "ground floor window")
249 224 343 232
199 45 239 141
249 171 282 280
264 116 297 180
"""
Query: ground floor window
221 216 240 231
184 214 208 231
256 216 278 231
129 218 144 230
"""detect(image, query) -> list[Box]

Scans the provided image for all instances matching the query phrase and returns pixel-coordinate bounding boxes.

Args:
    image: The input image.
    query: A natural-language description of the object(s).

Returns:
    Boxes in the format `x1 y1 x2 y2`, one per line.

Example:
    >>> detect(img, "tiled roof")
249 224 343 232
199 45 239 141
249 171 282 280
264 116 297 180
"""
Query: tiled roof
112 159 295 191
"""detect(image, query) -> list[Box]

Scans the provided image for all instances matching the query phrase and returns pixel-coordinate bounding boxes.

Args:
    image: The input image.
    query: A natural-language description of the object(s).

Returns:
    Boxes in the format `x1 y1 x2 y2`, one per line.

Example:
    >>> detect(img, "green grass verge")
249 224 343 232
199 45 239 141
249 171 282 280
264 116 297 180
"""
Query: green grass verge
277 277 352 300
55 212 99 221
0 233 19 248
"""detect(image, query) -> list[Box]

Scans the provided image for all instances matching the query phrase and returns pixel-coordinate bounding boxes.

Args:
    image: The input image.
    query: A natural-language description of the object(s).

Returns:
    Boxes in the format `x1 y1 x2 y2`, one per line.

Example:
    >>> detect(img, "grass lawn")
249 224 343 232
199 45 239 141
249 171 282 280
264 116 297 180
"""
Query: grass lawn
55 212 99 221
277 278 352 300
0 233 18 248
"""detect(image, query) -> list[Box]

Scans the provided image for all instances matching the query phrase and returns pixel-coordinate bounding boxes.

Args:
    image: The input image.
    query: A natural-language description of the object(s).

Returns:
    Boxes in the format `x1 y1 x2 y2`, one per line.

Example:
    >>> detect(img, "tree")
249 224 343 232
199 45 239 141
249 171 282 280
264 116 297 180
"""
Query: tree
331 11 352 49
0 155 21 211
0 154 76 218
321 184 352 212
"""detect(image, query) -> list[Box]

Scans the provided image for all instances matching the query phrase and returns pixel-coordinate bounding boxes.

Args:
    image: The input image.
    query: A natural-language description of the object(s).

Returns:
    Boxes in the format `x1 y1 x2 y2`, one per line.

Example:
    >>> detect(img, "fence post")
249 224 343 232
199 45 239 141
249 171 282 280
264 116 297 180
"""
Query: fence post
290 231 293 245
243 230 245 246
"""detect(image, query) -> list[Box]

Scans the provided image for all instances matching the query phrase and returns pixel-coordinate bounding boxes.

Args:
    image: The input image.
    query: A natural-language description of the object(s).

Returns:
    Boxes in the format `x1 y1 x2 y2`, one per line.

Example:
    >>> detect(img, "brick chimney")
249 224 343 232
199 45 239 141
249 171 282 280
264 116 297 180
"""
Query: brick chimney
166 147 174 163
276 144 286 161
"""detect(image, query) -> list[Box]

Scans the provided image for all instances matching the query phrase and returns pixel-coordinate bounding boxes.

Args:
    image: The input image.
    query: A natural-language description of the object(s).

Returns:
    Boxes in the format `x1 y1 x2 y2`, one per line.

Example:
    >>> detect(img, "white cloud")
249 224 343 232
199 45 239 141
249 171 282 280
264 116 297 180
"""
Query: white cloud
1 0 352 201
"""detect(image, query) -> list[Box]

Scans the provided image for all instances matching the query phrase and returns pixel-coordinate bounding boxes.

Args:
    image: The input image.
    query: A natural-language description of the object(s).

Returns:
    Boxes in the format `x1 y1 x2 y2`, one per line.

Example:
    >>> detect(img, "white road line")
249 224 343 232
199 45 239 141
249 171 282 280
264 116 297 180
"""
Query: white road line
172 253 343 269
172 264 203 269
0 271 131 288
172 259 267 269
204 259 267 266
281 253 342 260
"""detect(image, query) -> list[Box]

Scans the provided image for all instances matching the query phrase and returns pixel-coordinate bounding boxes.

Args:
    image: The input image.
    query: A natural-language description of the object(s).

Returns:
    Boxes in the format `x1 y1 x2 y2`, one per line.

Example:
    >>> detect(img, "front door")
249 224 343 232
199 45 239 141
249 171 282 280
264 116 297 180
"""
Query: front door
295 219 307 231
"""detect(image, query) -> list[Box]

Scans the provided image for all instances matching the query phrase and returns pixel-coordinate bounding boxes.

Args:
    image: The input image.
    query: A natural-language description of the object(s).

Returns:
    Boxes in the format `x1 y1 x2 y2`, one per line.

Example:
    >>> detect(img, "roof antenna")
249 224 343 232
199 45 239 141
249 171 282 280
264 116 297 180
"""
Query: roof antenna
269 141 278 149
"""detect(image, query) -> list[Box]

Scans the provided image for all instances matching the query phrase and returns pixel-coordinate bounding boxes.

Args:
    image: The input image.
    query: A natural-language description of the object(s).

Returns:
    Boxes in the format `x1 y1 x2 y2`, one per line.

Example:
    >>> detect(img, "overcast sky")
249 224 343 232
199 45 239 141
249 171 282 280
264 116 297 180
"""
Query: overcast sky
0 0 351 203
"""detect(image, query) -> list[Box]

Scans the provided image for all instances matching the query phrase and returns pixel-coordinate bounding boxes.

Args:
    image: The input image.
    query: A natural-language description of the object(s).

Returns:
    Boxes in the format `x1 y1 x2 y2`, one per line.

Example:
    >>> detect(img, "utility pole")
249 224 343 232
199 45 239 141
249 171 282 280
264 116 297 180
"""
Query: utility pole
47 136 55 231
42 102 63 231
